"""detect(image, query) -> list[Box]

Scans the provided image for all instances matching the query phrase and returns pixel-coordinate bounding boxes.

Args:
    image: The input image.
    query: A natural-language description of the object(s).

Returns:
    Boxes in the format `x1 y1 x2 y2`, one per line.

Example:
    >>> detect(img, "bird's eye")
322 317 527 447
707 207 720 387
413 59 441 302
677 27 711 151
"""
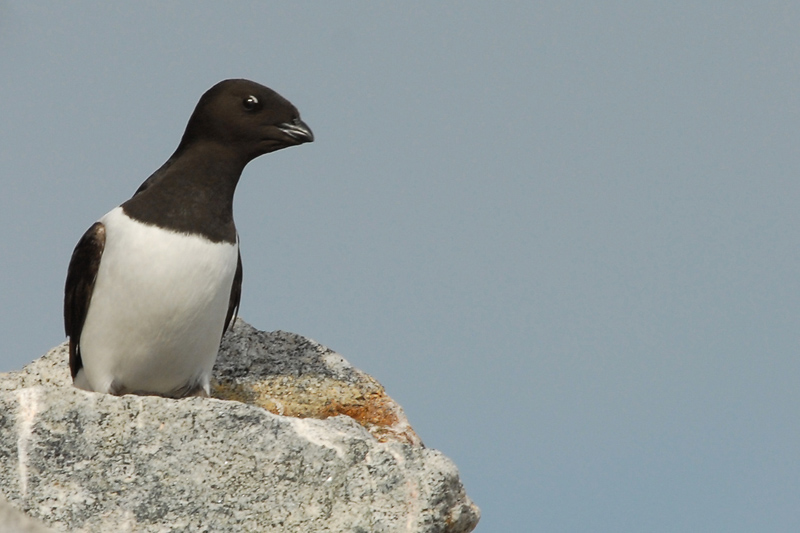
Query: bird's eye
242 96 259 111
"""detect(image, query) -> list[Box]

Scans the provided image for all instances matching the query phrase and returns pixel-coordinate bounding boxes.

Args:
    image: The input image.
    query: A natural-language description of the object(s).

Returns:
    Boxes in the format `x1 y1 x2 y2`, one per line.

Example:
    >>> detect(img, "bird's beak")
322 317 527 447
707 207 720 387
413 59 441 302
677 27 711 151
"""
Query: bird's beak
278 118 314 144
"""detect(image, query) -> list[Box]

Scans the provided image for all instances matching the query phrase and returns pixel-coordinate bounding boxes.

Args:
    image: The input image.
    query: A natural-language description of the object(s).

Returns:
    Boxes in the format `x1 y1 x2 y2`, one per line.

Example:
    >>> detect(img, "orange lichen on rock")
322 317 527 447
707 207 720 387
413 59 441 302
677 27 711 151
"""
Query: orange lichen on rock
212 375 421 445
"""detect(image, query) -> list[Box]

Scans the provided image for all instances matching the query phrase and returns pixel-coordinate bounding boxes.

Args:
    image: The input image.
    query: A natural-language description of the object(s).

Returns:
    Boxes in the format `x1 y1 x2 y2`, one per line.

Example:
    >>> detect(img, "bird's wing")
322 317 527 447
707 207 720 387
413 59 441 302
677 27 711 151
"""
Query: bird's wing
64 222 106 378
224 246 242 334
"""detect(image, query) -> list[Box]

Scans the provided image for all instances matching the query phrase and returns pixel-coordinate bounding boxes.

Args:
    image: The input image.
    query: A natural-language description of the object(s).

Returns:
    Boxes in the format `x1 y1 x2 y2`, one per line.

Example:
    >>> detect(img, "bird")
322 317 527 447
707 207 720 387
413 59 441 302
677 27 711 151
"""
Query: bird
63 79 313 398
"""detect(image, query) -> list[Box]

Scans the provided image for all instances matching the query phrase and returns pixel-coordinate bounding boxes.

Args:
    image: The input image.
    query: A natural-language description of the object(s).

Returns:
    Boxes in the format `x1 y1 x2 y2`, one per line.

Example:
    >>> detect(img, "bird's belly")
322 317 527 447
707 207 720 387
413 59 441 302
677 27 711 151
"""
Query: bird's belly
78 207 238 395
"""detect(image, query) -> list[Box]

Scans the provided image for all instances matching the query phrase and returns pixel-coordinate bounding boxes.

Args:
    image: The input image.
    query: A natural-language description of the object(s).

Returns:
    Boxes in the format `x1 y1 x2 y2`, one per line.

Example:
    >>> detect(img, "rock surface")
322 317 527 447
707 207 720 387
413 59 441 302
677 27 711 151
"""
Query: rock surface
0 319 479 532
0 494 55 533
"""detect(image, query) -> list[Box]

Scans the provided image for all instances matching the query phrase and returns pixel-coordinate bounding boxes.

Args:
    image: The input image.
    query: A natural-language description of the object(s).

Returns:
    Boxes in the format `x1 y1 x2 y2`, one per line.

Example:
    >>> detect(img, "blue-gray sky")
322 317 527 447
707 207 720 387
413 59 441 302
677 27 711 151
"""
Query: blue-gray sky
2 3 799 531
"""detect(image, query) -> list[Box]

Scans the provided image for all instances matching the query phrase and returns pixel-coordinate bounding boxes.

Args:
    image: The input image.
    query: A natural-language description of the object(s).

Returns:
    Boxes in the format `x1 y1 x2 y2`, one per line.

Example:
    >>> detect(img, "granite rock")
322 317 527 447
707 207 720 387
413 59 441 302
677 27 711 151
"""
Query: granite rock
0 319 479 532
0 493 55 533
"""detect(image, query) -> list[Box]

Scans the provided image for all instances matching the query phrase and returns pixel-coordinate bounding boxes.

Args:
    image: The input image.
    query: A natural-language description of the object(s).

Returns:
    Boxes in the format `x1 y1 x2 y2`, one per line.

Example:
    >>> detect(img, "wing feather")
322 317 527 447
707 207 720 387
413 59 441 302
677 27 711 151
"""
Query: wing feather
224 247 242 334
64 222 106 379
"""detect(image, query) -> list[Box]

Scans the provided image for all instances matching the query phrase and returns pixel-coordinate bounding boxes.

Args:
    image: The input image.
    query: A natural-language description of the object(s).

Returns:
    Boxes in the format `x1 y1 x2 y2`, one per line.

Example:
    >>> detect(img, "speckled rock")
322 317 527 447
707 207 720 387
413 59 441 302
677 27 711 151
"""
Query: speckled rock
213 320 421 445
0 319 479 532
0 493 55 533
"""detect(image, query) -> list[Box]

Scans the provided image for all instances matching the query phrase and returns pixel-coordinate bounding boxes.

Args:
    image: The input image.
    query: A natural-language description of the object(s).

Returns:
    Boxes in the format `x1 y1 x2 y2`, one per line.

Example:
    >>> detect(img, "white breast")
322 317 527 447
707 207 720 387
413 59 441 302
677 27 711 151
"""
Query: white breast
75 207 239 395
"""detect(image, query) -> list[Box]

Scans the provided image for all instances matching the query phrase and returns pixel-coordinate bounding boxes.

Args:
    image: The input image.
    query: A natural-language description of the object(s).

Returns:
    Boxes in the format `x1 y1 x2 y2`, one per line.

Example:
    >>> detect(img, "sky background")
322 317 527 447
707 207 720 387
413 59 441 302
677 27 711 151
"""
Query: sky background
1 2 799 531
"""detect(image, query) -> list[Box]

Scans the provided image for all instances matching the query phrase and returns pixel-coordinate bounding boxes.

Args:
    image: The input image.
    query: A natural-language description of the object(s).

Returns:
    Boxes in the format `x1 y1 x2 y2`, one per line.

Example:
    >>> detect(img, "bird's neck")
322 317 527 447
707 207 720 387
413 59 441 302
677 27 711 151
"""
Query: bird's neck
165 142 247 200
120 142 249 244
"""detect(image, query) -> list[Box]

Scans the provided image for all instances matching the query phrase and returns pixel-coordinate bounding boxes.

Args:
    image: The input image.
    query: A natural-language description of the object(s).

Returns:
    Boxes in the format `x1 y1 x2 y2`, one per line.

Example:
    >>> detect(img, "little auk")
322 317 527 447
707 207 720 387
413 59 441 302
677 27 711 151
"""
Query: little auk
64 79 313 397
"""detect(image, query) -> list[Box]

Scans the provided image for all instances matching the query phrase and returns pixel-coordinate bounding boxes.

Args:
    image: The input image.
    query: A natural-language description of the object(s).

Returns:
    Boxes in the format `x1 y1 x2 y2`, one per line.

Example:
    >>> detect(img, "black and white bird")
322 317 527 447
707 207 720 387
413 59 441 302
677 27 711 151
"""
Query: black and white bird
64 79 313 398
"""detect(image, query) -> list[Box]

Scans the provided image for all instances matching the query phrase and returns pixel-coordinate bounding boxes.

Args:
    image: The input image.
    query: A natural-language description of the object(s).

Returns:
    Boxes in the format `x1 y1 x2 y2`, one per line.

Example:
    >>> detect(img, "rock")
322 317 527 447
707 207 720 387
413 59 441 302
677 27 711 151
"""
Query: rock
213 321 422 446
0 494 55 533
0 319 479 532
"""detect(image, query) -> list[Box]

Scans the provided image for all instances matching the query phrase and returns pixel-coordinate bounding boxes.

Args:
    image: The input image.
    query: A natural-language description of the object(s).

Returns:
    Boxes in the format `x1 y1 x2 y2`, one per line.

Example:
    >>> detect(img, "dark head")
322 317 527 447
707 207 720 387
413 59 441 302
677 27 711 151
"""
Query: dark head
176 79 313 162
